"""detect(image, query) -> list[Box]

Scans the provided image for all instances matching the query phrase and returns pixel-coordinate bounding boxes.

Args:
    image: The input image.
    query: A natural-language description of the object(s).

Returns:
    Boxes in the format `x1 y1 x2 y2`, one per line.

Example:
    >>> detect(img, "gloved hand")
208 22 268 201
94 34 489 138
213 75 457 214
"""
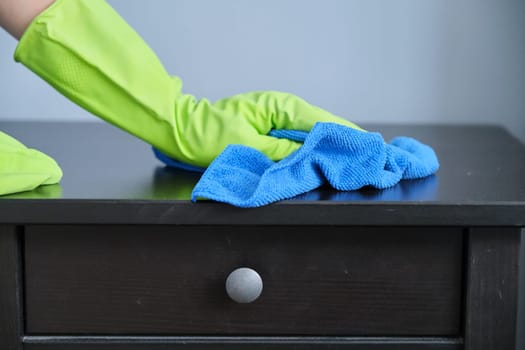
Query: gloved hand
0 131 62 196
15 0 363 168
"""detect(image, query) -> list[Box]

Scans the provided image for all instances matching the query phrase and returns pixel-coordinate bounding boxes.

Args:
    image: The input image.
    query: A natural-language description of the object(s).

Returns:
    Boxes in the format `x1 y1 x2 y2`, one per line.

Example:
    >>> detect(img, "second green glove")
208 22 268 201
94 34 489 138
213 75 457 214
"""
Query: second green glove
0 130 62 196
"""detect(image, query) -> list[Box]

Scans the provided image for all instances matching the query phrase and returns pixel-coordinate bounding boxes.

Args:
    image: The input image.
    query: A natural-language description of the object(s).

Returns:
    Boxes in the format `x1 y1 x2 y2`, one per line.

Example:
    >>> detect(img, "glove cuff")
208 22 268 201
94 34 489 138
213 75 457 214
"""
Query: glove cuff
14 0 184 158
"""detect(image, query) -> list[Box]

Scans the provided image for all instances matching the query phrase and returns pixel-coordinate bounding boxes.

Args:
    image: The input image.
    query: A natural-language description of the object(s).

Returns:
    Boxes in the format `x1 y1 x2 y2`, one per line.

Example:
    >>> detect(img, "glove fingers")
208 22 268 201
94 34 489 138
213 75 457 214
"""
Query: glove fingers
215 91 364 133
264 91 364 131
246 134 303 161
0 132 63 196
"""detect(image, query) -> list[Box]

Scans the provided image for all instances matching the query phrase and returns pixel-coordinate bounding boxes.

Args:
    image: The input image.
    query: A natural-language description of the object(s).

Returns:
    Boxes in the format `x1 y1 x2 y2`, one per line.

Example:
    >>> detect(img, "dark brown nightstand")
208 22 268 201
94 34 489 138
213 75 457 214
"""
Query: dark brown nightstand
1 122 523 350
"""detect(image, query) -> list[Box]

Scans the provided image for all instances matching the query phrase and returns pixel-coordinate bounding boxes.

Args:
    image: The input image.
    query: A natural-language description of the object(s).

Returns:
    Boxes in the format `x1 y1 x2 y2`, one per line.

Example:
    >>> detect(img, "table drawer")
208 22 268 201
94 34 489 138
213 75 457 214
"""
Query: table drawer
24 225 463 335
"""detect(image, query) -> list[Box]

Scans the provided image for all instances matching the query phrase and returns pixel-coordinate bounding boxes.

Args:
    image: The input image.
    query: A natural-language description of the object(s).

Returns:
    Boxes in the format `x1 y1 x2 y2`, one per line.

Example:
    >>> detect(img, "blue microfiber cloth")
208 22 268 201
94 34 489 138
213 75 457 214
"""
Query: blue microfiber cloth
154 123 439 207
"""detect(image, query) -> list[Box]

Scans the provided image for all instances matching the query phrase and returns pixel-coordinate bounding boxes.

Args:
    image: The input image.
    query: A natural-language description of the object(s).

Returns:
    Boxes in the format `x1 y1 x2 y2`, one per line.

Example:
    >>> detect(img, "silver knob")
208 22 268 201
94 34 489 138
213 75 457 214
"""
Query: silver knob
225 267 263 303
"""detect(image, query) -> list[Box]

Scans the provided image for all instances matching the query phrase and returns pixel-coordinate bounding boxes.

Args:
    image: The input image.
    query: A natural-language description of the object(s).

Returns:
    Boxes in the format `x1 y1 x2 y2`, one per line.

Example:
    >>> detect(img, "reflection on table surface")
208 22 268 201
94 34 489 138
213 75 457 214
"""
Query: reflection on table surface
3 166 438 202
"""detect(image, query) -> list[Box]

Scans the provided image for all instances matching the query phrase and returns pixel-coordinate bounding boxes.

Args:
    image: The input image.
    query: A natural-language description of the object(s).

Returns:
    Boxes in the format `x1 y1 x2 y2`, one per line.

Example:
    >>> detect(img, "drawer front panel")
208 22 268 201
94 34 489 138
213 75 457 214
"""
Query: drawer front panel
25 225 463 335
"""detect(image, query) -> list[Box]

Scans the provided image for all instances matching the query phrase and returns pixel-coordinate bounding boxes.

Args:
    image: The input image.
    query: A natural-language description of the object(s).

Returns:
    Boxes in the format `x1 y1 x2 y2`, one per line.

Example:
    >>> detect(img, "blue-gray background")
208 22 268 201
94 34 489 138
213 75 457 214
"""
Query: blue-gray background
0 0 524 142
0 0 524 346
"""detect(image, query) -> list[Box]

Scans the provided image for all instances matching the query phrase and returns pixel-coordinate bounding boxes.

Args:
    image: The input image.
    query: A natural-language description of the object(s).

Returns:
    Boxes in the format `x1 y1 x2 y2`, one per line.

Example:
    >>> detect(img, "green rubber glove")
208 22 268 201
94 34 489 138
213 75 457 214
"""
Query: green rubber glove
0 131 62 196
15 0 363 168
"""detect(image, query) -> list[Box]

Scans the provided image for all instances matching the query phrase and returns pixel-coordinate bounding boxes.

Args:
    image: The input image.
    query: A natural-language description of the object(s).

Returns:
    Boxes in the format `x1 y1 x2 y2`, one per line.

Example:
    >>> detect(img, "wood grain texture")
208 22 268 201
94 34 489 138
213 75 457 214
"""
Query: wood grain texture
25 225 463 335
464 227 521 350
0 225 23 350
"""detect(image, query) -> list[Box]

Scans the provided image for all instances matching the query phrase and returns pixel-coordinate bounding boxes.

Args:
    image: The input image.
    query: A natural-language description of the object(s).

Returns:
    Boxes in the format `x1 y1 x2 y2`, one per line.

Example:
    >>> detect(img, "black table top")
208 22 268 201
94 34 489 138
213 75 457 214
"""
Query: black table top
0 122 524 226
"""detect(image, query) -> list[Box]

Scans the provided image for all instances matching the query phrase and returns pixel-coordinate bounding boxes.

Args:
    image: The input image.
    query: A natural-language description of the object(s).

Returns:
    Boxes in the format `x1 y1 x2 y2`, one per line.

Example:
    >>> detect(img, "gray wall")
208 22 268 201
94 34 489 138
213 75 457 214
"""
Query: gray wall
0 0 524 347
0 0 524 142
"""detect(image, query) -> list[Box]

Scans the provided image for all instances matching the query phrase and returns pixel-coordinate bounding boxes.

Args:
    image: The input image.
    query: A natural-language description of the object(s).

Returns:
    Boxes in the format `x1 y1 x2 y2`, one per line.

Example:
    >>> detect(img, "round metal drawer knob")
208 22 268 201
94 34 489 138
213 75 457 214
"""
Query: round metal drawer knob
225 267 263 303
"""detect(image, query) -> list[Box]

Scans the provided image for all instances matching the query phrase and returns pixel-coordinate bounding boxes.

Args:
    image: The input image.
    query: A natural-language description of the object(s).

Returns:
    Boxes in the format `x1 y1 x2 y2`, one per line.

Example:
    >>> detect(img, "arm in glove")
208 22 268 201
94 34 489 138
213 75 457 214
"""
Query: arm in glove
14 0 363 168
